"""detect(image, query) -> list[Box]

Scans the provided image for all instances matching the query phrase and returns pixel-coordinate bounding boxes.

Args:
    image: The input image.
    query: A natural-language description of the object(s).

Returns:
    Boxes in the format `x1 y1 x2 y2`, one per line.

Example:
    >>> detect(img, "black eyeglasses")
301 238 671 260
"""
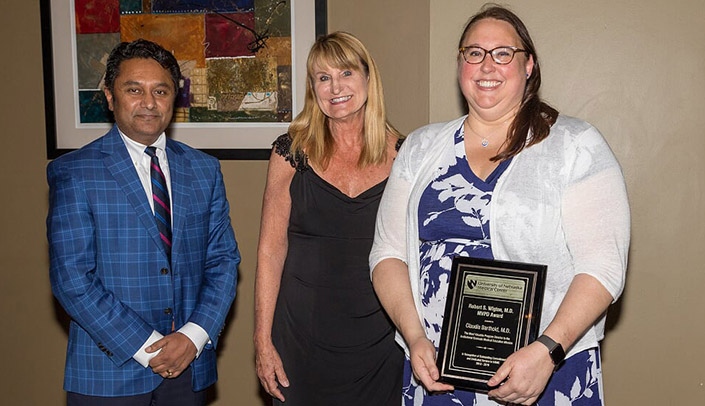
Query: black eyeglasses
459 46 528 65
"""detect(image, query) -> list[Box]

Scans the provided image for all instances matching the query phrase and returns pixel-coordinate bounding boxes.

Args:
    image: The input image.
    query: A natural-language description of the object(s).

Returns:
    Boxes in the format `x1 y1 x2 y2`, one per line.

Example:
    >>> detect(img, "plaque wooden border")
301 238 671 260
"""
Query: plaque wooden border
436 256 547 392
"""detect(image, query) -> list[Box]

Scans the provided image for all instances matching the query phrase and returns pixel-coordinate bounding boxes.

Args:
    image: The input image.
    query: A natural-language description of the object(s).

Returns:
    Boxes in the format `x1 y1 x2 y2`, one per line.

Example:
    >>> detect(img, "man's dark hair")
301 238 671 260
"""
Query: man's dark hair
103 39 181 93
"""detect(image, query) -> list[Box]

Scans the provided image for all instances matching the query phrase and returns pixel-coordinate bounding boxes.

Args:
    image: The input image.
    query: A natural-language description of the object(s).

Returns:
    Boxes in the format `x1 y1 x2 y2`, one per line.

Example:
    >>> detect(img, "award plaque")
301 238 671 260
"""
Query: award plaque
436 256 547 392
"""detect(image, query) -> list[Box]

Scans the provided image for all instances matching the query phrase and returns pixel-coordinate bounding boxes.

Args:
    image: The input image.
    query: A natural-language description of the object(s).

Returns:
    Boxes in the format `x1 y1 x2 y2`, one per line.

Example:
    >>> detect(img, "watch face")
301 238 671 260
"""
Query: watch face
537 335 565 365
551 345 566 365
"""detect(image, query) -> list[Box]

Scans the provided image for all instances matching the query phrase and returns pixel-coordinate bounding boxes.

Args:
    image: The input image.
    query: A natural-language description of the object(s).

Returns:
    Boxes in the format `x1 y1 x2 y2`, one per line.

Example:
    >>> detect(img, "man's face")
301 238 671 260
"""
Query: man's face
103 58 176 145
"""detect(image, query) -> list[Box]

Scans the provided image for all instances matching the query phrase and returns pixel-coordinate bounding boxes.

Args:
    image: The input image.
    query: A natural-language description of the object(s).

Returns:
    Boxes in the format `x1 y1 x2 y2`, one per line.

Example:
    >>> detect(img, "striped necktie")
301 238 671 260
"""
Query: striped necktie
144 147 172 259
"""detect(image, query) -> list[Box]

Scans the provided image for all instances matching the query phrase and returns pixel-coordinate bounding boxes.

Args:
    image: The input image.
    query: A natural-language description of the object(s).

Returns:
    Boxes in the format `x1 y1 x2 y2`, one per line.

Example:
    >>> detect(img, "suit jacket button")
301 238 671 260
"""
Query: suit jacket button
160 268 169 275
164 308 172 315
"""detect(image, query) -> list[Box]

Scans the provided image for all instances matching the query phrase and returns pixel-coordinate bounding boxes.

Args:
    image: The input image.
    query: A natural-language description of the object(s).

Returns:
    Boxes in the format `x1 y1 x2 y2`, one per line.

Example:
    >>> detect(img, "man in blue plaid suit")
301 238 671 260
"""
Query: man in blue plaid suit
47 39 240 405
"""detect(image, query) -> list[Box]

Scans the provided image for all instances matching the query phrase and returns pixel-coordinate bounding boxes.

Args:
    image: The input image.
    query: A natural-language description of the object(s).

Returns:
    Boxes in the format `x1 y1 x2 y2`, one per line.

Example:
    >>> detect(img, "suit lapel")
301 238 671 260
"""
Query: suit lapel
165 139 191 255
101 127 166 256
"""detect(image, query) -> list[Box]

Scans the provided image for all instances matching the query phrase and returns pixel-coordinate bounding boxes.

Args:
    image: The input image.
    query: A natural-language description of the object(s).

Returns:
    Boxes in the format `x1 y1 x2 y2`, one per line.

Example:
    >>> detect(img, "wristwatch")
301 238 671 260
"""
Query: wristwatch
536 334 565 366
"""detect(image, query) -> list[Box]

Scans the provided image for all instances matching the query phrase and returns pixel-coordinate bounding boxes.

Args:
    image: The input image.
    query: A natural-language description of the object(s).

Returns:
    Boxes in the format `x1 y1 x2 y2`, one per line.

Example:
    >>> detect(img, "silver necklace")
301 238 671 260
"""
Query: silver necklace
467 125 491 148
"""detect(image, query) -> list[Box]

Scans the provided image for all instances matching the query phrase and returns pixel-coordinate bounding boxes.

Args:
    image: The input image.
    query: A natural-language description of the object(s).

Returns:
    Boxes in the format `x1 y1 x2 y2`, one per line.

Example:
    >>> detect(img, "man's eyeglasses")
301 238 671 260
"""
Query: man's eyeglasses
459 46 528 65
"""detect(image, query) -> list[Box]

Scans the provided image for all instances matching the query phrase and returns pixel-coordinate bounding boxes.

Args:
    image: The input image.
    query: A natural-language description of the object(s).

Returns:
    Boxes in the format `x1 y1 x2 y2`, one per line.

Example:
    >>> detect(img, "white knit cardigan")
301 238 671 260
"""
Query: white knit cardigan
370 115 630 358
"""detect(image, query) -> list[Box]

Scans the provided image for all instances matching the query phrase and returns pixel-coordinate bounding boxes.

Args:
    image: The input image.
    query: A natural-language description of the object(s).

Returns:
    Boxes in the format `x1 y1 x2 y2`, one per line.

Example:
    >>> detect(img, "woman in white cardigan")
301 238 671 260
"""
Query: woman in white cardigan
369 5 630 406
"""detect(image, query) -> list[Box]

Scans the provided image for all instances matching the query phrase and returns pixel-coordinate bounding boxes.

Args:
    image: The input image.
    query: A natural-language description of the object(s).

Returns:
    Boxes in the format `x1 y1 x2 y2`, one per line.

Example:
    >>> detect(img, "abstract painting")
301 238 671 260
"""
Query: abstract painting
42 0 326 159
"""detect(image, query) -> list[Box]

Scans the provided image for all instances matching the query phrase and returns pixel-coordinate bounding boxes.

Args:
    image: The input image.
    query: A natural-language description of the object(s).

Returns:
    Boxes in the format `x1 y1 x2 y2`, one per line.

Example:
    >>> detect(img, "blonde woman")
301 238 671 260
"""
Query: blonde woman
254 32 404 405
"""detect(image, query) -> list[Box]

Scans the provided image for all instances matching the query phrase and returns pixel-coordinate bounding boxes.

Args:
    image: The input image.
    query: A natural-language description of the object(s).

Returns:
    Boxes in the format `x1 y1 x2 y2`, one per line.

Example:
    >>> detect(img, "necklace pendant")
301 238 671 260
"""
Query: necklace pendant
481 138 489 148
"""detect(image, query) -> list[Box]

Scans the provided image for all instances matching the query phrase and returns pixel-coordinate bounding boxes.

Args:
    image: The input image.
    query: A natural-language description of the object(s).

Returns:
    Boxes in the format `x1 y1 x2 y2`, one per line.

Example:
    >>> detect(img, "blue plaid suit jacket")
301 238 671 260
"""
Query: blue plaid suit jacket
47 126 240 396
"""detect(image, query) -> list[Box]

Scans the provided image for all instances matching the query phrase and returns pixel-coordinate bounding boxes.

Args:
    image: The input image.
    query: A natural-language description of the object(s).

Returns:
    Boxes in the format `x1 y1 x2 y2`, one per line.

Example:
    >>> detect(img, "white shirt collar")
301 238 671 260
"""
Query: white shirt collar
118 130 167 157
118 129 171 184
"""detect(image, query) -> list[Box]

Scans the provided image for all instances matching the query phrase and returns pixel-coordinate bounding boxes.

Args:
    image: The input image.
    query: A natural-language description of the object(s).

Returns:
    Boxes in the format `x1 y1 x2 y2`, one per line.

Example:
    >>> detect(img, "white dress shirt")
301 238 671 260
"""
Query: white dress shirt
119 130 210 368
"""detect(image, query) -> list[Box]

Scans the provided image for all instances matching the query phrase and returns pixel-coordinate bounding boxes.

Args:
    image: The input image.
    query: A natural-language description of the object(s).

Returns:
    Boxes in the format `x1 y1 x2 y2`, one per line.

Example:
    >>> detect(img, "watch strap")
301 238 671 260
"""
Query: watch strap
536 334 565 365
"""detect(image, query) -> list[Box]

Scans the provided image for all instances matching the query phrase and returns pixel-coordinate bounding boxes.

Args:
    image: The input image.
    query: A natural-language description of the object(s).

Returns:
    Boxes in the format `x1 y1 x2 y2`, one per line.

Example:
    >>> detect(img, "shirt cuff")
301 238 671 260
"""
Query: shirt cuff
133 330 164 368
178 322 210 358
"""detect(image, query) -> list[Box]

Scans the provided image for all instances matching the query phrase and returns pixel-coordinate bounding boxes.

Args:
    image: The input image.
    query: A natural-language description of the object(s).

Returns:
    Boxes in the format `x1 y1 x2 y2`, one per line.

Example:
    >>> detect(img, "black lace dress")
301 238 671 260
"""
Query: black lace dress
270 134 403 406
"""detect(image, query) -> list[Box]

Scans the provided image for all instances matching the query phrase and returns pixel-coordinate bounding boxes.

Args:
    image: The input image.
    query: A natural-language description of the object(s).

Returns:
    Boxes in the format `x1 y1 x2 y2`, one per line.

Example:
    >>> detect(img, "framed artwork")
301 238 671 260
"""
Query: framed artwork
41 0 328 159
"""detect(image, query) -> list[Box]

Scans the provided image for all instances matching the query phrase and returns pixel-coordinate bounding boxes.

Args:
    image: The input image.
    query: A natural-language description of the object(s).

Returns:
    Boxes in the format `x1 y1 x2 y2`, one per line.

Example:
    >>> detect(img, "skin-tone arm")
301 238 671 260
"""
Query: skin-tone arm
487 274 613 405
254 149 295 402
372 258 455 393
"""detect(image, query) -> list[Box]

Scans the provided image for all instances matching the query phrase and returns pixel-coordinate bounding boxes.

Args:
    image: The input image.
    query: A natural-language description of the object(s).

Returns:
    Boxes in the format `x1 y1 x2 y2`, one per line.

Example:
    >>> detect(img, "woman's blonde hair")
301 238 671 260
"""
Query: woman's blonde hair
289 31 401 168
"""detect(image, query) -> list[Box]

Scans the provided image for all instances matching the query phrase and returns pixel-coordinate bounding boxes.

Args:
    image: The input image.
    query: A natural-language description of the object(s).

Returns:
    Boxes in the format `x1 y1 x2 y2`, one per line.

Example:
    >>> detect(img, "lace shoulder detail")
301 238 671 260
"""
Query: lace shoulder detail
272 133 309 172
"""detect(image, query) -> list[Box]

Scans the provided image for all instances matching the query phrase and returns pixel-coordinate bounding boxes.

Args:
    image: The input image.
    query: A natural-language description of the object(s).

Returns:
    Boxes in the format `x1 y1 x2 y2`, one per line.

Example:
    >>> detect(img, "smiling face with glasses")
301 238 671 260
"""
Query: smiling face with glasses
457 18 534 122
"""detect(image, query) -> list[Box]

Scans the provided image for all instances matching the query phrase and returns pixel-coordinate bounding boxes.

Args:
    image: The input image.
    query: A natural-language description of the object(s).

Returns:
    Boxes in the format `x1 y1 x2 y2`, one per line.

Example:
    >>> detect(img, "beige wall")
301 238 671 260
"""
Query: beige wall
1 0 703 404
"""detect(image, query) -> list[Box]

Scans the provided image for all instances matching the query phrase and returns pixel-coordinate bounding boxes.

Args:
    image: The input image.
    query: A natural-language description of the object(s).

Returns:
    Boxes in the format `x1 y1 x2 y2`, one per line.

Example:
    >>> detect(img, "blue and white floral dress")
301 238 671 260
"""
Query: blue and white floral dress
403 126 604 406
